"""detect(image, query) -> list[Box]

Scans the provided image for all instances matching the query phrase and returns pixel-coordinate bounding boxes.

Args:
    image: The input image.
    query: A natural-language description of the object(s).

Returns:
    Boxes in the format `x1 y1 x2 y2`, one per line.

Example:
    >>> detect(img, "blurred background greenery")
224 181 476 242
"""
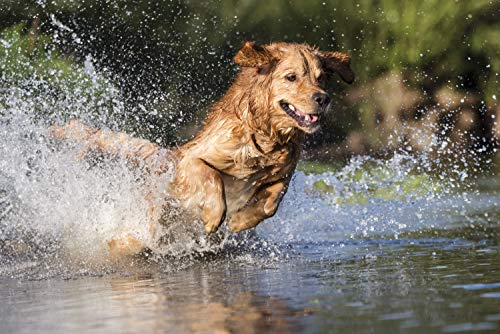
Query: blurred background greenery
0 0 498 167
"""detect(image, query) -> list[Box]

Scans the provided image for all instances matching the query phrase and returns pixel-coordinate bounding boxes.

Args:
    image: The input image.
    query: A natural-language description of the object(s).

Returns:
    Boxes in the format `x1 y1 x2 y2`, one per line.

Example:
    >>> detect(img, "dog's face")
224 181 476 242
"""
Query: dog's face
234 42 354 134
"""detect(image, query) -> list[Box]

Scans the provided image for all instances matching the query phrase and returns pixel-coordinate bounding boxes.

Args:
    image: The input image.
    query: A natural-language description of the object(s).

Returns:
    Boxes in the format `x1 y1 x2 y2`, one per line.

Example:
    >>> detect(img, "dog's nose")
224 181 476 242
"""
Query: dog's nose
313 93 331 108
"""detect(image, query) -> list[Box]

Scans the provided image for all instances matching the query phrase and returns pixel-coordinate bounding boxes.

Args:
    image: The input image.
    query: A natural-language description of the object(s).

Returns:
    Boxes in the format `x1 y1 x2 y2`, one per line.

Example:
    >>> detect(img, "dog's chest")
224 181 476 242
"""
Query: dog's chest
222 142 299 215
229 139 298 179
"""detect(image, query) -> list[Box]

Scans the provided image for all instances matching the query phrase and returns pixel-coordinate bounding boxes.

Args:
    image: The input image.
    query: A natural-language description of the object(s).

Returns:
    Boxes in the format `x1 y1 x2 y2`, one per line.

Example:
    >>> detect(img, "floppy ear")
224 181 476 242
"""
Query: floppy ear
319 51 355 84
233 41 276 68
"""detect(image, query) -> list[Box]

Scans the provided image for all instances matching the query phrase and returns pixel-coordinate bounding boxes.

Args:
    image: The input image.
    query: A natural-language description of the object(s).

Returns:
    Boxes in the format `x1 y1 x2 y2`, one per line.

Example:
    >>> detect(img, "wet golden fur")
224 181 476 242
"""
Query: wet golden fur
49 41 354 257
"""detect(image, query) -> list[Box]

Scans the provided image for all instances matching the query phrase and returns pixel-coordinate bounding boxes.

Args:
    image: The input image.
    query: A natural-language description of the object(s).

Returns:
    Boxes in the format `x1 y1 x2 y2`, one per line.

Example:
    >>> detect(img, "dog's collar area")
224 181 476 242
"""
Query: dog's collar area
279 100 320 127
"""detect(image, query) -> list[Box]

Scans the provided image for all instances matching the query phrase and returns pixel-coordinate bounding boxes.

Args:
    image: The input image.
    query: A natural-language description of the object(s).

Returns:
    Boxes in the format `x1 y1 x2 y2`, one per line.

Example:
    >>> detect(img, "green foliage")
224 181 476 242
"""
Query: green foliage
306 160 441 205
312 180 335 194
0 1 497 148
298 161 342 175
0 24 89 88
0 23 119 124
199 0 499 90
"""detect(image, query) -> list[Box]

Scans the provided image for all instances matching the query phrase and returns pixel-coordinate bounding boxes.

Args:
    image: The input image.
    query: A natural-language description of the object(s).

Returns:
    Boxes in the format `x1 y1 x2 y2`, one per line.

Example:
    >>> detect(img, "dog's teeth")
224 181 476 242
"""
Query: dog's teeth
289 104 295 111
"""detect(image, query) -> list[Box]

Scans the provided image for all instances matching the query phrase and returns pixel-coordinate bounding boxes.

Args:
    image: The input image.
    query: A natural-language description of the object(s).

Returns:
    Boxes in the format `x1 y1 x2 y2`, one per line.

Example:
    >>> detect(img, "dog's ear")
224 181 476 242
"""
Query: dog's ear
319 51 355 84
233 41 276 69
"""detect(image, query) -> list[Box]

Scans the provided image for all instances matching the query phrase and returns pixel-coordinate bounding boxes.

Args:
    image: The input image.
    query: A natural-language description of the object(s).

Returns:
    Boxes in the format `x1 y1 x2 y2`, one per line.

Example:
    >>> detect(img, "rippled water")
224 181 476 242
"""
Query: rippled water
1 237 499 334
1 159 499 334
1 38 499 333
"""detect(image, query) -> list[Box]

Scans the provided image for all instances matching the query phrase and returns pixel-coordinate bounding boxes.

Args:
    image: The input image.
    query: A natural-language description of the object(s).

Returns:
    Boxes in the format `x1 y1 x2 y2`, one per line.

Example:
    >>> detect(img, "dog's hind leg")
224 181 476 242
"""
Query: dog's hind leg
107 233 146 259
228 180 289 232
49 120 162 168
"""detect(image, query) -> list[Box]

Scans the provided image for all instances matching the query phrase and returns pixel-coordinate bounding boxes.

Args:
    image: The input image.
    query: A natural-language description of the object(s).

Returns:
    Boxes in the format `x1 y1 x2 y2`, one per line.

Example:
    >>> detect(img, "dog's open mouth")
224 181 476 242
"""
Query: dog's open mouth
280 101 320 127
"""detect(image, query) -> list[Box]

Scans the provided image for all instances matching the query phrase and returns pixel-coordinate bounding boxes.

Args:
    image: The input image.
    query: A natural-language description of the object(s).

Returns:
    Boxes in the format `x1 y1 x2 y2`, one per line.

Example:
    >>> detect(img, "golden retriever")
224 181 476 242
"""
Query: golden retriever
49 41 354 257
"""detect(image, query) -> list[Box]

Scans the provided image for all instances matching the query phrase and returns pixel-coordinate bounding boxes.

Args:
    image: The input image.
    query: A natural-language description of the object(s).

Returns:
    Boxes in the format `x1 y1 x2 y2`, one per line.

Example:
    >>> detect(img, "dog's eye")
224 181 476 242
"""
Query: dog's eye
317 74 326 84
286 74 296 82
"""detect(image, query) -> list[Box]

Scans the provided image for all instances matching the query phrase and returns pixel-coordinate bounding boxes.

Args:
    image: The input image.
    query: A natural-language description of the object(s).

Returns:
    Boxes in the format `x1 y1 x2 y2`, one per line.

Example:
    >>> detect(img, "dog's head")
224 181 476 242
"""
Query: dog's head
233 41 354 135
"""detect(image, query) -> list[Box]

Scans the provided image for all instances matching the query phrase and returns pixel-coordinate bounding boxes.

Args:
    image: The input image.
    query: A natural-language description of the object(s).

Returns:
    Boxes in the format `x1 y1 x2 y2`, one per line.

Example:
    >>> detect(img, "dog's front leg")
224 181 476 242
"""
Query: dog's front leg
172 158 226 233
228 180 288 232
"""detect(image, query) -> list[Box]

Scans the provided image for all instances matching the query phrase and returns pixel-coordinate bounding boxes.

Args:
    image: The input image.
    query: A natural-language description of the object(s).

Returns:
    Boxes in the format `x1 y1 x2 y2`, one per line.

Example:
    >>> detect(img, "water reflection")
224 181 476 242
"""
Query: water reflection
108 273 308 334
1 178 499 333
0 267 308 334
2 239 500 334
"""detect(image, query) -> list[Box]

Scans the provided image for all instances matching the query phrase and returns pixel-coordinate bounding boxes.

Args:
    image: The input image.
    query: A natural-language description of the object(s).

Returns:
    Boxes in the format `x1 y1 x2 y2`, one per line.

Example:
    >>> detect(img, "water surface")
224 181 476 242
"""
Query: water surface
1 173 498 334
0 45 498 332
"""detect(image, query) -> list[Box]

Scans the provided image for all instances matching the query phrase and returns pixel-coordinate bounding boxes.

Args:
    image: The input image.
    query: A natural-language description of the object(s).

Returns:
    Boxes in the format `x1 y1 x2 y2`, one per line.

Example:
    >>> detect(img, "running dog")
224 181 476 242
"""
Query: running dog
50 41 354 256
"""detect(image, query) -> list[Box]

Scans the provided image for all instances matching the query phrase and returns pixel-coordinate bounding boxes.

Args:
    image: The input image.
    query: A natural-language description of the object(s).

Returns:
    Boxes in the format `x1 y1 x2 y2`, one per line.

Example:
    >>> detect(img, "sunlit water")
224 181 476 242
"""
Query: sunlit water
1 183 499 334
1 38 499 334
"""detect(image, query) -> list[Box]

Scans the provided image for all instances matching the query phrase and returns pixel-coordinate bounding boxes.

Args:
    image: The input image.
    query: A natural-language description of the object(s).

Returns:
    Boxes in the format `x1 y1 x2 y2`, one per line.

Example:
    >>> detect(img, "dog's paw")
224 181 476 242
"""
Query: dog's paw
200 201 226 234
227 213 249 232
203 220 221 234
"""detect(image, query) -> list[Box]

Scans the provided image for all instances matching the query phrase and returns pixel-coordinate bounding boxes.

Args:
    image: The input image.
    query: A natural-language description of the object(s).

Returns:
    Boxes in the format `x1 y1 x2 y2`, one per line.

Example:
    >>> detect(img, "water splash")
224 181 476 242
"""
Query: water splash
0 81 496 278
0 23 497 280
259 153 497 246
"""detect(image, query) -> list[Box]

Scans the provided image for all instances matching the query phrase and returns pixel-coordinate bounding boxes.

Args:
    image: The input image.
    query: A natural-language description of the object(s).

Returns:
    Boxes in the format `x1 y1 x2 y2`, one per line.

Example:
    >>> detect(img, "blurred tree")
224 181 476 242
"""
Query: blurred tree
0 0 497 154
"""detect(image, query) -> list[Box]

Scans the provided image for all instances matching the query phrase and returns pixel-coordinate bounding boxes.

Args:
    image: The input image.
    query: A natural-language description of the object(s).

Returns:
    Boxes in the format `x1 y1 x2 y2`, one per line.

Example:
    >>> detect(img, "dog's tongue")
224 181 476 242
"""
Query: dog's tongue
294 107 318 123
303 113 318 123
